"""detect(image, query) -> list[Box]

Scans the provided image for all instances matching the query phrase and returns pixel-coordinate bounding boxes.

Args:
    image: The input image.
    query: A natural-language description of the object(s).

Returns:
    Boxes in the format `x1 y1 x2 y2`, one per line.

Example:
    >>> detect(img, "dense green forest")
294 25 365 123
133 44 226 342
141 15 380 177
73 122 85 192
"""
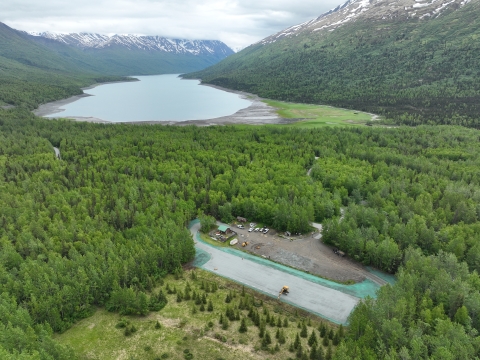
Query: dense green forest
2 107 480 358
185 0 480 128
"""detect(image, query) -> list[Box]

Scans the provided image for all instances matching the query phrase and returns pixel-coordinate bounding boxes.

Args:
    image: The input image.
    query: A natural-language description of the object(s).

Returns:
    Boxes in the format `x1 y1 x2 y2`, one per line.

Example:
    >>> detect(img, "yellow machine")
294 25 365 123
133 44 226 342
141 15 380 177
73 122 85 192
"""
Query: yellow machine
242 241 249 247
277 286 289 299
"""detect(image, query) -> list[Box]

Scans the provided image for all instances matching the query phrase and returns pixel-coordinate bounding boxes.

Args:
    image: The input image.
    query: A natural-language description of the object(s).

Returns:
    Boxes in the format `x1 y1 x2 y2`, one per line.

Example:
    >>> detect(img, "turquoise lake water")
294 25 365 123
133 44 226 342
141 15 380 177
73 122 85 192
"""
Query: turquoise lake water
46 74 252 122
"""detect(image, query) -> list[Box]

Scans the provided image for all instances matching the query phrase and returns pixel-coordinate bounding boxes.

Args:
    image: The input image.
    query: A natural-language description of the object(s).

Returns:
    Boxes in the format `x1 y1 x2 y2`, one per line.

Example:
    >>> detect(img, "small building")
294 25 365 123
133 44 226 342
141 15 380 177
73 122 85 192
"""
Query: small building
217 225 231 234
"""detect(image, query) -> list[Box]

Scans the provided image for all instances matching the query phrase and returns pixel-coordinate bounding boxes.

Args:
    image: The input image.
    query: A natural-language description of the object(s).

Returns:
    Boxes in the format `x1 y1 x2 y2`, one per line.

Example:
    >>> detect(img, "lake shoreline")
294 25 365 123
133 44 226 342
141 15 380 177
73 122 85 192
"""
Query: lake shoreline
33 79 139 119
32 76 293 126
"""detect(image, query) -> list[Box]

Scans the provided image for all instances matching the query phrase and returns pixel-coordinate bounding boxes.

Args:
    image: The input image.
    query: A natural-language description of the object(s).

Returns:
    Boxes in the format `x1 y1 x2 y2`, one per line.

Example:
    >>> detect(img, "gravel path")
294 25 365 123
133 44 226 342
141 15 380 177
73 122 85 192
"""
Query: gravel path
53 147 61 159
190 222 359 324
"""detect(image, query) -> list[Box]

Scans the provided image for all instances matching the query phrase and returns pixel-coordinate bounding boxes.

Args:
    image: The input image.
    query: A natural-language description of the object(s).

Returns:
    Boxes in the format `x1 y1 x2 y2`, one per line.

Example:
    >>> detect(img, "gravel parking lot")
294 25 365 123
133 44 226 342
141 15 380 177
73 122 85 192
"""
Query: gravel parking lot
231 224 386 285
191 222 359 324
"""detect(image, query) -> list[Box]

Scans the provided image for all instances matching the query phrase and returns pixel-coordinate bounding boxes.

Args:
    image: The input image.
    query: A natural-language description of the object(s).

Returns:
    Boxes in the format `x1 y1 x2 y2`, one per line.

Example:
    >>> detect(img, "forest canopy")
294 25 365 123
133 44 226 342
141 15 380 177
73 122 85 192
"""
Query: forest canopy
2 109 480 358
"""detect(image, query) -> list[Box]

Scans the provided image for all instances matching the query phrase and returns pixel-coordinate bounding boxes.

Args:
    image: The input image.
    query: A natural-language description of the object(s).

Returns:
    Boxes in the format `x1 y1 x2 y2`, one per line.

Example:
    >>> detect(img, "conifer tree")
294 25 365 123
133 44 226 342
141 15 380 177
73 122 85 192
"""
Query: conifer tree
294 332 301 349
300 322 308 338
264 330 272 345
259 321 266 338
317 346 324 360
326 344 332 360
296 343 303 359
332 331 340 346
319 323 327 338
308 330 318 346
322 336 329 347
309 344 317 360
239 317 248 333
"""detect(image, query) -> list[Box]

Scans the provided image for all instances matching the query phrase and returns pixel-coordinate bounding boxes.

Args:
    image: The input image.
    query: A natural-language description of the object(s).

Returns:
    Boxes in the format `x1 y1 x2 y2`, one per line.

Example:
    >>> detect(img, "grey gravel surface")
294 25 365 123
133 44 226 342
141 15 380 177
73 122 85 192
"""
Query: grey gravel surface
191 223 359 324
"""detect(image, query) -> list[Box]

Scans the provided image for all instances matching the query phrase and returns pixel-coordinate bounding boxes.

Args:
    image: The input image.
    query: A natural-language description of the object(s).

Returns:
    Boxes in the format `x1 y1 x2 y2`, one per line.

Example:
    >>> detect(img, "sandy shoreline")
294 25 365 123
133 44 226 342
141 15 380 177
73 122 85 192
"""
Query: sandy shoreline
32 79 294 126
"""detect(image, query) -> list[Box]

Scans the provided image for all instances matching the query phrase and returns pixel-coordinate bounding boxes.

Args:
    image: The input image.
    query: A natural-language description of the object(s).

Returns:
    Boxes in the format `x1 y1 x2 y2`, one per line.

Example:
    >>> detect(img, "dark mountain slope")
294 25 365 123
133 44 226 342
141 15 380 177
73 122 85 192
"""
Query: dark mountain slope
0 22 234 109
27 32 234 76
0 23 127 109
186 0 480 127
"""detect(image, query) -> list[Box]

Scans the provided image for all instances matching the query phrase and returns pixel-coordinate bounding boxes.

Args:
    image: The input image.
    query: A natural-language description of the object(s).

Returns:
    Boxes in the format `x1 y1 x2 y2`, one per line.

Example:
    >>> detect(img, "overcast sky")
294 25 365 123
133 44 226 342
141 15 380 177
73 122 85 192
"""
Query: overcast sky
0 0 343 50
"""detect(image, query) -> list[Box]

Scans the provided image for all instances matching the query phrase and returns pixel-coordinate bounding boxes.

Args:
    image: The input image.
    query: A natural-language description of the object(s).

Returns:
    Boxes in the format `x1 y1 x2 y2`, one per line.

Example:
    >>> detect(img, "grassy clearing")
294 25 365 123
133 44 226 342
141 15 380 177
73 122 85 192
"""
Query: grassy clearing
56 269 342 360
263 99 373 128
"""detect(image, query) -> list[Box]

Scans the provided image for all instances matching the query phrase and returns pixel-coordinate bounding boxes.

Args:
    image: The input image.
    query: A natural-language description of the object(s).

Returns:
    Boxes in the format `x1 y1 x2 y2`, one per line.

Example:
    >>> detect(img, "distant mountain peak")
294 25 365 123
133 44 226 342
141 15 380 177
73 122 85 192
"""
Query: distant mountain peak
28 32 233 57
261 0 472 44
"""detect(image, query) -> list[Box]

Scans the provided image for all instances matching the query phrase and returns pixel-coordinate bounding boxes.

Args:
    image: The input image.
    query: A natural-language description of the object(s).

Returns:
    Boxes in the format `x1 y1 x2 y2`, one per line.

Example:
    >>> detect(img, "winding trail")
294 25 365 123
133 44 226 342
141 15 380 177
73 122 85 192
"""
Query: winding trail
53 147 61 159
190 221 359 324
306 156 319 176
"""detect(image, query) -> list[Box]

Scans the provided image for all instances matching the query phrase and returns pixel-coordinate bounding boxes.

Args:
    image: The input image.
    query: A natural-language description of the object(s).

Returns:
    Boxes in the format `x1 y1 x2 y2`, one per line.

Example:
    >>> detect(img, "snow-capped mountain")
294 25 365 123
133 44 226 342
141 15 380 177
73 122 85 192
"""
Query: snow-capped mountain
261 0 472 44
29 32 233 57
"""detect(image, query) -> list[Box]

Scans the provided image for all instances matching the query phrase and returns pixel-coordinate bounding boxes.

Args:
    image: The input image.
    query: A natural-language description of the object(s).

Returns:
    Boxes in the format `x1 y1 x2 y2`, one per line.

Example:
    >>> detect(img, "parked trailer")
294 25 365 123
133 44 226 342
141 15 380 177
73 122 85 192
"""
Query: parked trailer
230 239 238 246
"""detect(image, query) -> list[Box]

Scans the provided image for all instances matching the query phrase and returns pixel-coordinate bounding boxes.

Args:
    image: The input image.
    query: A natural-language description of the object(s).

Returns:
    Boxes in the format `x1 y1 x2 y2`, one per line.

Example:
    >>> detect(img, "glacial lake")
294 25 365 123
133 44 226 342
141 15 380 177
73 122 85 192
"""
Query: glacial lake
45 74 252 122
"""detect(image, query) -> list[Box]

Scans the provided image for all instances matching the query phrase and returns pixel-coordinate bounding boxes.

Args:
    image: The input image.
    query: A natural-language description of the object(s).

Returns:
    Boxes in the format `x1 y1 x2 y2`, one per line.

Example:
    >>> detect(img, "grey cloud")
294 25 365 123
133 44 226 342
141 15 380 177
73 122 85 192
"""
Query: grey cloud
0 0 343 49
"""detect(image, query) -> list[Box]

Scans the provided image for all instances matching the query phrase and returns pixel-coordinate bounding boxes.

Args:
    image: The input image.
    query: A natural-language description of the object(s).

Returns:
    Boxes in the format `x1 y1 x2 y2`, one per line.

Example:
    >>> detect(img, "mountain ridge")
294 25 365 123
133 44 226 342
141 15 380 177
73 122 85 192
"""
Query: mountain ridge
28 31 233 57
185 0 480 128
261 0 472 45
0 21 234 109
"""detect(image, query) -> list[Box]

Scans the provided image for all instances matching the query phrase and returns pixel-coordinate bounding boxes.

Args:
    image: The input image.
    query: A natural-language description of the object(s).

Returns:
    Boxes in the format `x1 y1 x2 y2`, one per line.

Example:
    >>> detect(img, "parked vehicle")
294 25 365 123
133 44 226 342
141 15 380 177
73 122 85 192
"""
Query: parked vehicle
254 228 260 232
263 228 269 234
248 228 254 232
333 248 346 257
277 286 289 299
250 223 256 228
237 224 244 229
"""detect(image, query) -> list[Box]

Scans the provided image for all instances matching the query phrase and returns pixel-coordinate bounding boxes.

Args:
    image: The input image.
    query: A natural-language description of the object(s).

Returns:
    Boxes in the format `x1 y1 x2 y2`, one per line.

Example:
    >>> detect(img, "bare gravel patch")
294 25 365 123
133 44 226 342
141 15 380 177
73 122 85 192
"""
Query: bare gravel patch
232 227 384 284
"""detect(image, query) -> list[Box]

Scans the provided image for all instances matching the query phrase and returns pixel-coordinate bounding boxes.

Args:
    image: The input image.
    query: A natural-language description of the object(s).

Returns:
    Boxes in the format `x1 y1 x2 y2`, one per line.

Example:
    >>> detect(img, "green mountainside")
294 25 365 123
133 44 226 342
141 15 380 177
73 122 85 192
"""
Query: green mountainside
0 23 129 109
0 22 233 110
186 0 480 127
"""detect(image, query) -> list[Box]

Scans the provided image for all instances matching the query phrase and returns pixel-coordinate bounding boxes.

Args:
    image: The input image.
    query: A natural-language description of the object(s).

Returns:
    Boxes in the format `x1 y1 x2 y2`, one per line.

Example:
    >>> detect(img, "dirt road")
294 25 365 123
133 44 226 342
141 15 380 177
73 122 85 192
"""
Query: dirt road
190 222 359 324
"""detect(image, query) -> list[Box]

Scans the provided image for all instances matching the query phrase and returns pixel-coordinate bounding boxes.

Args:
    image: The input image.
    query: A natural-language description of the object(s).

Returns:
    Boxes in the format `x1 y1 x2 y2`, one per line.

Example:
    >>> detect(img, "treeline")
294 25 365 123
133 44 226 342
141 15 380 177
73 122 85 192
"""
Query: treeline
4 109 480 357
186 0 480 128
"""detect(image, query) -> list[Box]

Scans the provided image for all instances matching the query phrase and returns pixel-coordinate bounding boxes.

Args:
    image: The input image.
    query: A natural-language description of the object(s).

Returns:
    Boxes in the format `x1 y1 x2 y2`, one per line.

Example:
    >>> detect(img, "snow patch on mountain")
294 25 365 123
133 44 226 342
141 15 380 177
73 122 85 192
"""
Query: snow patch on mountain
28 32 233 57
260 0 471 45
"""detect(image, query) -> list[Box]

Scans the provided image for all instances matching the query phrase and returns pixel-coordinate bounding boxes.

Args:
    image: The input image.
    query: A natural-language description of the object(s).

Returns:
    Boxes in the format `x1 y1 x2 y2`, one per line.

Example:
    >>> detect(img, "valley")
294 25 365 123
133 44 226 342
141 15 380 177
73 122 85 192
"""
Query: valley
2 0 480 359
